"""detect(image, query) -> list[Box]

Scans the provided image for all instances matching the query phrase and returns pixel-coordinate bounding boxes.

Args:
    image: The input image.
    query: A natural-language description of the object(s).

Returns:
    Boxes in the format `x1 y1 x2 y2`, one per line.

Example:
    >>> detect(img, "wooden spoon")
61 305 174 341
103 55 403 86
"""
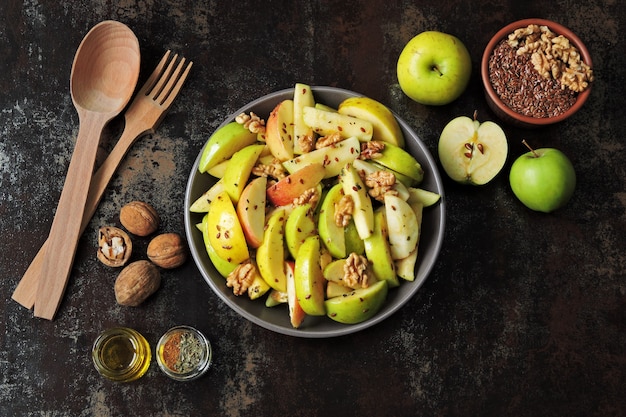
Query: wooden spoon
34 21 140 319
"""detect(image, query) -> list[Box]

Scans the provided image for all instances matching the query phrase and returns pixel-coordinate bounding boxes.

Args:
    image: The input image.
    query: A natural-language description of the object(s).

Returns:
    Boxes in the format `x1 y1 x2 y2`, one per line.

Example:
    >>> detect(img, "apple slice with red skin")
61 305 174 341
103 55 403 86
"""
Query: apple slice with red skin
286 261 306 328
236 176 267 248
266 162 325 206
265 99 295 162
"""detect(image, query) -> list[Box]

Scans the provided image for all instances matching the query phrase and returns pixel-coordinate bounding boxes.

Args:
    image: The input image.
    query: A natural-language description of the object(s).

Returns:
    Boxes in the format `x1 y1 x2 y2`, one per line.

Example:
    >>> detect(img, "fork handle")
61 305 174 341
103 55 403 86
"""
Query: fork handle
11 121 152 310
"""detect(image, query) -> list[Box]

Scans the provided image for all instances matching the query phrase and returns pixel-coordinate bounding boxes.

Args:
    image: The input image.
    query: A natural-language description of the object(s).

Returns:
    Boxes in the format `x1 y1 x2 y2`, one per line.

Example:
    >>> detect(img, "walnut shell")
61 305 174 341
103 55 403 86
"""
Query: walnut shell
119 201 160 236
97 226 132 267
114 260 161 306
147 232 188 269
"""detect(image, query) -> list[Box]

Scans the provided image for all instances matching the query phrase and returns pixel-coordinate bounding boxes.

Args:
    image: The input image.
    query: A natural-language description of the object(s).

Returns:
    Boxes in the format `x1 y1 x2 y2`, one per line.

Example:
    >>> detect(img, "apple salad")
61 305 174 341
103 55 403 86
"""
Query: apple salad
190 83 440 328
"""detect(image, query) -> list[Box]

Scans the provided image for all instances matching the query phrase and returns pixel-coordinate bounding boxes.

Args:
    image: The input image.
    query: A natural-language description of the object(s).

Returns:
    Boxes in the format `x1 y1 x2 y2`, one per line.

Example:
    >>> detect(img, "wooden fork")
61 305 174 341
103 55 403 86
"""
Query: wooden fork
12 51 193 315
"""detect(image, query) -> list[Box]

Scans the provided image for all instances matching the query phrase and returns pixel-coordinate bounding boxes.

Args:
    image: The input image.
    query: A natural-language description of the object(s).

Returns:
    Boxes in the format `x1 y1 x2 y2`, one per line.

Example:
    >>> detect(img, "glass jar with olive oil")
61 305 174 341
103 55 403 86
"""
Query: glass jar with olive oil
92 327 151 382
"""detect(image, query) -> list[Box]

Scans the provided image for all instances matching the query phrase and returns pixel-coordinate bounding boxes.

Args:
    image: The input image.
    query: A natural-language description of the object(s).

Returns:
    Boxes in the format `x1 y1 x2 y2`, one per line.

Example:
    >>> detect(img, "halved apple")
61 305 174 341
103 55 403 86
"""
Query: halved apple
236 176 267 248
222 144 265 204
266 162 325 206
285 260 306 328
317 183 346 258
282 136 361 179
265 99 295 161
338 96 405 147
364 208 399 287
285 203 316 259
303 106 373 141
294 235 326 316
293 83 316 155
198 122 258 173
339 162 374 240
206 191 249 265
325 280 388 324
384 194 419 260
256 208 287 292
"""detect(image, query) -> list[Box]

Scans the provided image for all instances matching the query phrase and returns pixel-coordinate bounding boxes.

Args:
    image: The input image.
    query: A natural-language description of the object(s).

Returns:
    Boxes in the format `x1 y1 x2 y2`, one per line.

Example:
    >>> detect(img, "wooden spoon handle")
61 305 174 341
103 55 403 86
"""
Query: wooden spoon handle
33 115 109 319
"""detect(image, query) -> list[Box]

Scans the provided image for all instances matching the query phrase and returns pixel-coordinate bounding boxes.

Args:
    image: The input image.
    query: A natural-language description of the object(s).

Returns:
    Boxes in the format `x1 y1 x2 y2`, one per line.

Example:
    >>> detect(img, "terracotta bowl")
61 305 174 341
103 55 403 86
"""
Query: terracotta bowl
481 18 593 128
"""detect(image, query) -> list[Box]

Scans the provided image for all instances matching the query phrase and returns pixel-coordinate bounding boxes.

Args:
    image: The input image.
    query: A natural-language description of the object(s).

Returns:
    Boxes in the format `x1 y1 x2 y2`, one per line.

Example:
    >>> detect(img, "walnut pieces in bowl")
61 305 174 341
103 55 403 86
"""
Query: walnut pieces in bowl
481 19 594 128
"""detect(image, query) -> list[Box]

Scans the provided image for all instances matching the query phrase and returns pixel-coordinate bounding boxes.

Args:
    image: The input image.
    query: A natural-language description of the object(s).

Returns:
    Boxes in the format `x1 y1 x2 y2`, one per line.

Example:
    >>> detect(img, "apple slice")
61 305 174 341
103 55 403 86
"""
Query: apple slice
344 220 365 255
395 201 423 281
302 106 373 141
407 187 441 207
198 122 258 173
325 280 388 324
189 180 226 213
338 96 405 147
373 142 424 185
256 208 287 292
285 203 316 259
236 176 267 248
293 83 316 155
352 158 410 201
438 115 508 185
201 214 239 278
326 281 353 298
206 191 249 265
247 261 271 300
285 261 306 328
294 235 326 316
265 289 287 307
265 99 295 161
364 208 399 287
266 162 325 206
282 136 361 179
339 162 374 240
384 194 419 260
317 183 346 258
222 144 265 204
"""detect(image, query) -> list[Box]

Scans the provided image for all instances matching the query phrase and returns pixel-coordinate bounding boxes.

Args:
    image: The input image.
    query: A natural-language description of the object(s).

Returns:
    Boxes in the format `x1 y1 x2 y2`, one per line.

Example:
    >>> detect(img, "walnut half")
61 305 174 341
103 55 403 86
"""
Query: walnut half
97 226 132 267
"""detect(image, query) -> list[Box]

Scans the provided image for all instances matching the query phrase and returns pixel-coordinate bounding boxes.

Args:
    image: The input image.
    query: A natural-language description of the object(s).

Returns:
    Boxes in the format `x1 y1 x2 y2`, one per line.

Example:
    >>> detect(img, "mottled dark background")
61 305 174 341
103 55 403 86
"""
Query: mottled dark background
1 1 624 416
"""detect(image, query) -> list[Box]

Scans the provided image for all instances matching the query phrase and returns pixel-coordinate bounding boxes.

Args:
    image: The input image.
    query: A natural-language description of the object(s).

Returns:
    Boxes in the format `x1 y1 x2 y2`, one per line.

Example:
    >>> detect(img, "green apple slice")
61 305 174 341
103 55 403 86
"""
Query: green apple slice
302 106 373 141
352 159 410 201
395 201 423 281
201 214 239 278
326 281 353 298
293 83 316 155
247 262 271 300
344 220 365 255
265 289 287 307
317 183 346 258
222 144 265 204
322 258 347 285
373 142 424 185
285 203 316 259
265 99 295 161
339 162 374 240
364 208 399 287
190 180 226 213
282 136 361 179
199 122 258 173
206 191 249 265
338 96 405 147
438 115 508 185
294 235 326 316
407 187 441 207
384 194 419 260
325 280 388 324
256 208 287 292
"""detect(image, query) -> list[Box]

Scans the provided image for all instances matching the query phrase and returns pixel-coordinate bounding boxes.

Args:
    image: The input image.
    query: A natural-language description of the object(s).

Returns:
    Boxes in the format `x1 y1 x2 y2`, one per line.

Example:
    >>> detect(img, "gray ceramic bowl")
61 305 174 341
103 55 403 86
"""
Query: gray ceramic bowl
184 86 445 338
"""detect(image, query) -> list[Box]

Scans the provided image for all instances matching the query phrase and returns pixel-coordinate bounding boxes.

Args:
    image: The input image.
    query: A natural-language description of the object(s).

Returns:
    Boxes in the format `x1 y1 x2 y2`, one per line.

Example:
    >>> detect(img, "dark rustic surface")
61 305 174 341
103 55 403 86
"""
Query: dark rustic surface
1 1 625 416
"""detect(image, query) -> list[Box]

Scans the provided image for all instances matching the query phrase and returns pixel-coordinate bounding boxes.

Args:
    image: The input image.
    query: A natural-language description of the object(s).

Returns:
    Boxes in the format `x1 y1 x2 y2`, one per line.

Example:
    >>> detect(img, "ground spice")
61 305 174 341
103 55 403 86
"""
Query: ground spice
162 332 182 371
161 330 204 373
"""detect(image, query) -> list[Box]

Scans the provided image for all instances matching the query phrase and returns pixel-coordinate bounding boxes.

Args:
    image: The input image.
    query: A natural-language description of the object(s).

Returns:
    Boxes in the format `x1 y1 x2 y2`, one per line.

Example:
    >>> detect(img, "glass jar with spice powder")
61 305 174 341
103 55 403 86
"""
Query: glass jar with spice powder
156 325 212 381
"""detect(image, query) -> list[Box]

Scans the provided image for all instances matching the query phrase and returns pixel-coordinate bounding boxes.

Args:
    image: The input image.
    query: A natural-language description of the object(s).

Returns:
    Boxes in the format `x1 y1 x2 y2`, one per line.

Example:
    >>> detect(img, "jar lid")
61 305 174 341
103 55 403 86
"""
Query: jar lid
156 325 212 381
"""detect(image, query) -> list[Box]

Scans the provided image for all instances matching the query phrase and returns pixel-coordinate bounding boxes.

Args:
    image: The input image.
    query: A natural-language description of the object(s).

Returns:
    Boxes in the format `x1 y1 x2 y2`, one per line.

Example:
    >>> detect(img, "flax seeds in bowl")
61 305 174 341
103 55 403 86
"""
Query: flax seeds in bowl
481 19 593 128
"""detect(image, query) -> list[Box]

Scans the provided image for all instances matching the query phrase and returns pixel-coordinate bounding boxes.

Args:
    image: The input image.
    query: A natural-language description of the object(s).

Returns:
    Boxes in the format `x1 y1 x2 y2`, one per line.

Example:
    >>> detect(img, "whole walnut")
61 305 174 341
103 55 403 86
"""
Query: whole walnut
114 260 161 306
147 233 188 269
119 201 160 236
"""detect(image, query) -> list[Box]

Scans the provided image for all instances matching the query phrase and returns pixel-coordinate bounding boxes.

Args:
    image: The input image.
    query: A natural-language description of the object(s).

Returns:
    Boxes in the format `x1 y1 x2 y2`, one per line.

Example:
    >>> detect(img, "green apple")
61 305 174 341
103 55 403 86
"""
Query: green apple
438 115 508 185
302 106 373 141
256 208 287 292
384 194 419 260
266 162 326 206
325 280 388 324
338 96 405 147
247 262 271 300
265 99 295 161
294 235 326 316
397 31 471 106
201 214 238 278
293 83 316 155
407 187 441 207
285 203 316 259
236 176 267 248
394 201 423 281
371 142 424 185
317 183 346 258
509 142 576 213
344 220 365 255
282 136 361 179
339 162 374 240
364 208 399 287
198 122 258 173
222 144 265 203
189 179 225 213
206 191 249 265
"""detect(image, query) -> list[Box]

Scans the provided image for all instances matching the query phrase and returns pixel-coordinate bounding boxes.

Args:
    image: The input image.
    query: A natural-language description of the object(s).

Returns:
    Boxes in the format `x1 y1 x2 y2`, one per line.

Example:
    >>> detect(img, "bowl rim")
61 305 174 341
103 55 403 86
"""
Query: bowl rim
184 86 446 338
480 18 593 126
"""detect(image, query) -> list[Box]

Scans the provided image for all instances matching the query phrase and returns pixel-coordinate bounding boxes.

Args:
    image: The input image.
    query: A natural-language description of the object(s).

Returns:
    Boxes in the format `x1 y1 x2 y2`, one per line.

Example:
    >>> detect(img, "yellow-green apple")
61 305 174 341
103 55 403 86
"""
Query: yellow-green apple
317 183 346 258
206 191 249 265
339 162 374 240
325 280 388 324
407 187 441 207
293 83 316 155
344 220 365 255
236 176 267 248
372 142 424 185
509 141 576 213
265 99 295 161
247 261 271 300
364 208 399 287
394 201 423 281
294 235 326 316
338 96 405 147
200 214 238 278
438 115 508 185
302 106 373 141
265 289 287 307
282 136 361 179
285 203 316 259
397 31 471 106
189 179 225 213
198 121 258 173
256 208 287 292
285 261 306 328
266 162 325 206
326 281 353 298
384 194 419 260
222 144 265 203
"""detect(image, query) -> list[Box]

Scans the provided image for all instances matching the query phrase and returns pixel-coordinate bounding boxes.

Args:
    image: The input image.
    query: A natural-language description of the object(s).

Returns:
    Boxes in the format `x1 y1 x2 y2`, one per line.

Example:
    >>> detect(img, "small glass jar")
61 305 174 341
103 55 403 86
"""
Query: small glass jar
92 327 151 382
156 325 212 381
